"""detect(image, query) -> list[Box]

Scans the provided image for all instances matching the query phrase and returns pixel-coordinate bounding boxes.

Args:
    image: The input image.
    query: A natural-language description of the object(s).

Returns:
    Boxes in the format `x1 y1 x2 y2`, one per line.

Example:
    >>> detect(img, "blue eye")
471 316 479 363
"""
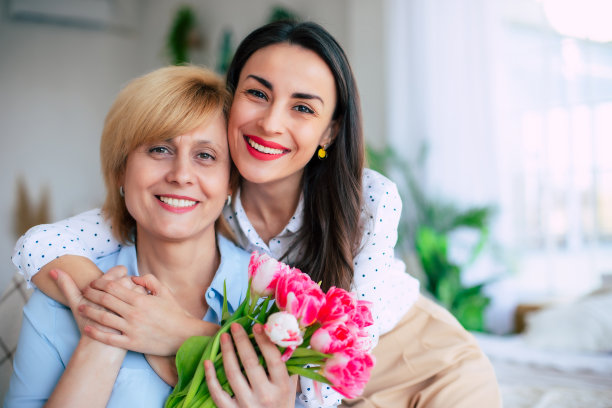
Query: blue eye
246 89 267 100
294 105 314 114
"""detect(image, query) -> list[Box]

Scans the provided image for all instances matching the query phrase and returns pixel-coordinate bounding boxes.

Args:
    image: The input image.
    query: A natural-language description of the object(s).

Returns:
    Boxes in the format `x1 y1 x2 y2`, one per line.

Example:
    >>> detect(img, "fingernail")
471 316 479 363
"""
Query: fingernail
49 269 58 280
253 324 263 334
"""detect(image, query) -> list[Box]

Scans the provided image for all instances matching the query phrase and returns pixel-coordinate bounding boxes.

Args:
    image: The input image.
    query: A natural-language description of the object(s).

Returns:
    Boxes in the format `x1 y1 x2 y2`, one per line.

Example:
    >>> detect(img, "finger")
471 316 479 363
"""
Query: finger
101 265 128 280
52 269 83 310
79 304 127 332
219 332 252 403
131 275 169 297
204 359 237 408
252 323 288 384
83 325 130 349
89 278 143 307
82 285 132 317
230 323 268 389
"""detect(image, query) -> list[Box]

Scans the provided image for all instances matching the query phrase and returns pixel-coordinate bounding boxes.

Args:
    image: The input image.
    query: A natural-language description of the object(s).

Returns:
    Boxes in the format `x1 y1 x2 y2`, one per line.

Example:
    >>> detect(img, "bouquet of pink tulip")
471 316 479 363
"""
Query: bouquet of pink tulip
165 252 376 408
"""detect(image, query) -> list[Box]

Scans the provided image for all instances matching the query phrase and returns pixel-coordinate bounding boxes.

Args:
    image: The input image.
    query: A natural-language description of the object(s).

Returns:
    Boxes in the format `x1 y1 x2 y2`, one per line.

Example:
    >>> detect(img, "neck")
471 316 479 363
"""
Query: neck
240 174 302 245
135 228 219 318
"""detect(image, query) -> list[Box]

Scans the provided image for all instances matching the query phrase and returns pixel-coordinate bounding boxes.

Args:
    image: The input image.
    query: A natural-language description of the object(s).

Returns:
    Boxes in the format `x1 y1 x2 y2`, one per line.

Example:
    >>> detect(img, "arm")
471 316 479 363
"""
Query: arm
45 268 127 408
46 337 125 408
352 170 419 336
33 256 103 305
13 208 118 303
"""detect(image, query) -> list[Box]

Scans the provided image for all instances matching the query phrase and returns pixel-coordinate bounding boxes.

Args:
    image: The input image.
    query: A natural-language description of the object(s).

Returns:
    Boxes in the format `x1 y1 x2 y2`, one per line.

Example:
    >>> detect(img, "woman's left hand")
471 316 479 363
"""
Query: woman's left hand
205 323 297 408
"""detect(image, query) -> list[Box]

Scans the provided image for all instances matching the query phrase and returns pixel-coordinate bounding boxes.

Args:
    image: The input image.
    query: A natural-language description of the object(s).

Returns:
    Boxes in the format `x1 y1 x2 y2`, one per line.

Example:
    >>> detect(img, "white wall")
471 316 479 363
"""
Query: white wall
0 1 386 292
0 3 145 291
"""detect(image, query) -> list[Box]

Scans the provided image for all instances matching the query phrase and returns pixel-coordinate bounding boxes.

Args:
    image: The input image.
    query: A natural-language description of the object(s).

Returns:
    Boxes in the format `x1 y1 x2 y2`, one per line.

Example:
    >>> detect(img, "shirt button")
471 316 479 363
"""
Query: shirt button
207 290 215 299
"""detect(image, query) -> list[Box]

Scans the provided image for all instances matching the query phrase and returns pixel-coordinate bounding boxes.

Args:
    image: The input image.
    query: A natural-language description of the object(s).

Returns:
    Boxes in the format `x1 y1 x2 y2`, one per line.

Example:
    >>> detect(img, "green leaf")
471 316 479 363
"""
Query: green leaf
289 347 330 360
287 365 331 385
174 336 211 392
221 281 231 324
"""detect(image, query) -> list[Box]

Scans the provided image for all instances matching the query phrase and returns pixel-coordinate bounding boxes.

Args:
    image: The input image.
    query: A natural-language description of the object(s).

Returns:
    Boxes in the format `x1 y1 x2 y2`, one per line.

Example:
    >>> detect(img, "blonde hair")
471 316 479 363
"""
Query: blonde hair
100 65 233 244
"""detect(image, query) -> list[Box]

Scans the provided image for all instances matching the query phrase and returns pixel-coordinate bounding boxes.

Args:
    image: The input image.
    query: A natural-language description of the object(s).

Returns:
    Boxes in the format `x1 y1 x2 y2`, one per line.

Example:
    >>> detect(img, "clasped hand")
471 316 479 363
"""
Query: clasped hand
77 272 215 356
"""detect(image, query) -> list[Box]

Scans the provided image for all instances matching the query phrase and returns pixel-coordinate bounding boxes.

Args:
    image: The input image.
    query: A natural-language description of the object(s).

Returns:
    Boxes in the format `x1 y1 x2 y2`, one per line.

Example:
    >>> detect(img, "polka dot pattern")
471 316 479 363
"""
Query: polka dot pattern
11 209 121 288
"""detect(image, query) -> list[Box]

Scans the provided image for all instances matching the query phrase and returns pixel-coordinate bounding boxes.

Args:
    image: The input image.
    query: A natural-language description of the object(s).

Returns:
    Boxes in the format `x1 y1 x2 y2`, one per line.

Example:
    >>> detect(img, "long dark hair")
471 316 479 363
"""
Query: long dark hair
226 21 364 291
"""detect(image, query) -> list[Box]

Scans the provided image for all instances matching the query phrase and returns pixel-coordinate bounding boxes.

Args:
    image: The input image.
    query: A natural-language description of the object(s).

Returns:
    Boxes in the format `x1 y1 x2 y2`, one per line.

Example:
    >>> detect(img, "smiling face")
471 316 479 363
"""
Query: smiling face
121 113 230 243
227 43 337 186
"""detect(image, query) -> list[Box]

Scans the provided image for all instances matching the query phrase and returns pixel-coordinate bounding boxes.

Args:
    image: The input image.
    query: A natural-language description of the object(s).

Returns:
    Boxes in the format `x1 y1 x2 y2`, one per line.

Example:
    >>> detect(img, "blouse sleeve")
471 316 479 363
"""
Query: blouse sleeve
297 377 343 407
11 208 120 287
352 170 420 338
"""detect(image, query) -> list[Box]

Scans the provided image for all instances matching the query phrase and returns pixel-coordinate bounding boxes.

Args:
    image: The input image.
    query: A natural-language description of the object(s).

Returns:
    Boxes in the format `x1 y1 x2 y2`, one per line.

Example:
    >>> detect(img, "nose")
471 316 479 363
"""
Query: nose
257 104 285 135
166 152 194 185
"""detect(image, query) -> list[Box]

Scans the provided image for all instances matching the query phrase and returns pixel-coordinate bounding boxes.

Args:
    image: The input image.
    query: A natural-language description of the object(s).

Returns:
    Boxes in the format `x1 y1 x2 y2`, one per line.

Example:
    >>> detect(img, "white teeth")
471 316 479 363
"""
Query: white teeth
247 138 284 155
159 196 197 208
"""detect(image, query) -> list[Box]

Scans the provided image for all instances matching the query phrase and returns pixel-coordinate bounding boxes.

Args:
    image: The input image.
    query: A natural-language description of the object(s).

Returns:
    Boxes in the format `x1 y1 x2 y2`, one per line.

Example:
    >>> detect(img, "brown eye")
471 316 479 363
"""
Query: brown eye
149 146 170 154
294 104 314 114
246 89 267 100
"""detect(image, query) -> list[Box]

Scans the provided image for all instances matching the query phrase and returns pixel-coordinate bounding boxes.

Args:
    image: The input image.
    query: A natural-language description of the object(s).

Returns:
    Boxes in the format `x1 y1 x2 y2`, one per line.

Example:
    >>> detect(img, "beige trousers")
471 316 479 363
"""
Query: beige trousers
342 295 502 408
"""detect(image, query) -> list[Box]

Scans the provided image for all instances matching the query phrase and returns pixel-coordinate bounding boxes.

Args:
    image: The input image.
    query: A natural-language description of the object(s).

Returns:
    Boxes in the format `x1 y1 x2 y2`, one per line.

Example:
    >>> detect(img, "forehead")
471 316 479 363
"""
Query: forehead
241 43 336 99
141 108 227 145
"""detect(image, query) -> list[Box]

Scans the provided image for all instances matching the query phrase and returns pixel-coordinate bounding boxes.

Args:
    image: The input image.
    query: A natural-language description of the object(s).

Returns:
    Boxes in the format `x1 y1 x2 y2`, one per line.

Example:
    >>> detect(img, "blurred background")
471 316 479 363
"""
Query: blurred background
1 0 612 398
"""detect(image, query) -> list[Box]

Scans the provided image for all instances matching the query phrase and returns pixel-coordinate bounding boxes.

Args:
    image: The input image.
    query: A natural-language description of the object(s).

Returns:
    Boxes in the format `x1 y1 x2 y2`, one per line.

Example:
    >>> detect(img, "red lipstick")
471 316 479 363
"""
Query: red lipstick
244 135 290 161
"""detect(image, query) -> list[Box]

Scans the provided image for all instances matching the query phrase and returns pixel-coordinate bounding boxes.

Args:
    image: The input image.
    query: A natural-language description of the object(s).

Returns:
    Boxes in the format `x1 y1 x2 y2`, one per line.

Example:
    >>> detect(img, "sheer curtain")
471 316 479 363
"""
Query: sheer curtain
384 0 612 333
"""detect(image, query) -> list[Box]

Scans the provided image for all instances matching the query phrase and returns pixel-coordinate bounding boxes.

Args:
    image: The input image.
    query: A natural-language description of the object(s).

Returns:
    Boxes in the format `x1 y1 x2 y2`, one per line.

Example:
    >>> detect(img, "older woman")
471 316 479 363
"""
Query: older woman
5 65 296 407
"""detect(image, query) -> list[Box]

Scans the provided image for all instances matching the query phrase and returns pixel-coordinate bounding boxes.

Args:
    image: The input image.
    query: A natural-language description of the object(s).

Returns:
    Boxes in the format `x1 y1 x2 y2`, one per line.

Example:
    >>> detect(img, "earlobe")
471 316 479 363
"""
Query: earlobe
321 120 339 147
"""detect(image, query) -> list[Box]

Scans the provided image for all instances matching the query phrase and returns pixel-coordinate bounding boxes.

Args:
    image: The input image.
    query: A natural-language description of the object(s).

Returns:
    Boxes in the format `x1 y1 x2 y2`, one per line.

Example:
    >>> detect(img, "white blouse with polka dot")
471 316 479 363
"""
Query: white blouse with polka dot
12 168 420 407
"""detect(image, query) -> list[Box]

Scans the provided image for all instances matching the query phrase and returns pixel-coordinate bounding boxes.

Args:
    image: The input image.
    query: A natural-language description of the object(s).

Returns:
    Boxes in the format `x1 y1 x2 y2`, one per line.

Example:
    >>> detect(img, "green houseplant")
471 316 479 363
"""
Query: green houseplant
367 145 494 331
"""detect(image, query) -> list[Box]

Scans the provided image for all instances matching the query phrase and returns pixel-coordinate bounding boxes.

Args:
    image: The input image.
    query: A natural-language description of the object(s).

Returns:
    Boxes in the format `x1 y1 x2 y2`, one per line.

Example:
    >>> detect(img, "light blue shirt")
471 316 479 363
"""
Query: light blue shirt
4 235 250 408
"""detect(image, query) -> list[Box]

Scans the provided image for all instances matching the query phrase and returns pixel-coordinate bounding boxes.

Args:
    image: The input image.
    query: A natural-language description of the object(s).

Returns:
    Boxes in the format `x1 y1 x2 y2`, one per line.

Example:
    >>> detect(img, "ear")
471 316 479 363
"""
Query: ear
116 172 125 192
320 120 340 148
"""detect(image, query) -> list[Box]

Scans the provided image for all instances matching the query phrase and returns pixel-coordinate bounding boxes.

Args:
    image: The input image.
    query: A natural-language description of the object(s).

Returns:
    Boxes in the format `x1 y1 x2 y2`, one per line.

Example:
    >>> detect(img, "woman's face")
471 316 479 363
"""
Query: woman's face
228 43 337 186
121 112 230 242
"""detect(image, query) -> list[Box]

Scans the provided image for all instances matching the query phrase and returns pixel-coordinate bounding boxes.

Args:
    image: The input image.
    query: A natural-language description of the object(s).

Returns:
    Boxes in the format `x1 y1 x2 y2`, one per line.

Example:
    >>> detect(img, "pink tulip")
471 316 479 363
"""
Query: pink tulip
275 269 325 327
264 311 303 349
248 252 291 297
317 287 357 325
310 321 358 354
322 347 375 399
350 300 374 329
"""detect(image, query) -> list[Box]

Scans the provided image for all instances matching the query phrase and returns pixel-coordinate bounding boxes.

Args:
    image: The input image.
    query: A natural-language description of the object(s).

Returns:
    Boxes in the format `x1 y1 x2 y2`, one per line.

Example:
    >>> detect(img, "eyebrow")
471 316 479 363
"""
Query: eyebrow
247 74 324 105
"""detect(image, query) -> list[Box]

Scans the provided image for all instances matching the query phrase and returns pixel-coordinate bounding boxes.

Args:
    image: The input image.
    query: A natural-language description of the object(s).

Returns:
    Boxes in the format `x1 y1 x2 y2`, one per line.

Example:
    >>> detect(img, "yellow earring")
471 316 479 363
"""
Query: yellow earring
317 145 328 160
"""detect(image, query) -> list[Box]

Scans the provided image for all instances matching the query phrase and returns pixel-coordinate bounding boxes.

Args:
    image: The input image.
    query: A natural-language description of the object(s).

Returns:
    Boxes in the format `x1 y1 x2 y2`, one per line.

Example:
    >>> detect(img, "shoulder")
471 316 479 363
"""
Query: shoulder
362 168 400 198
361 168 402 214
218 234 251 270
93 249 122 271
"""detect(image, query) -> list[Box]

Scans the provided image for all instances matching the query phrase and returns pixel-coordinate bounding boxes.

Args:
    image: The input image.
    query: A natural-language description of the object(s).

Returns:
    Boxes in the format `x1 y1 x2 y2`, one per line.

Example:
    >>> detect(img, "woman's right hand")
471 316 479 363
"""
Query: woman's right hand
77 273 220 356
